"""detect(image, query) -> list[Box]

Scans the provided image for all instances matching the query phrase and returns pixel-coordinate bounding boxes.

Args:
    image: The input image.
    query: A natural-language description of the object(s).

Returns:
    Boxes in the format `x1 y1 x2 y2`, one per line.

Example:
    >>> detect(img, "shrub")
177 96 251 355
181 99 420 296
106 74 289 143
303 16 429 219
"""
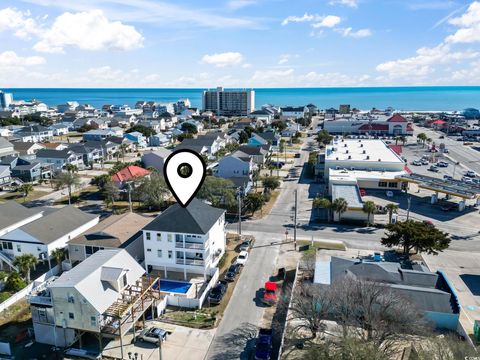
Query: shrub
5 272 27 292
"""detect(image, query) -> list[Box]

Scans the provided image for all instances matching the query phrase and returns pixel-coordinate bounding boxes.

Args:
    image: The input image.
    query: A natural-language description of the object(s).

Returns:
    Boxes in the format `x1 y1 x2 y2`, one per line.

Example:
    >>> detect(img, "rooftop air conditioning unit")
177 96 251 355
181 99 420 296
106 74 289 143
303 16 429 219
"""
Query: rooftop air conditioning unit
346 150 349 153
360 144 364 147
336 157 339 160
366 156 370 159
348 155 351 159
378 159 382 161
363 150 366 154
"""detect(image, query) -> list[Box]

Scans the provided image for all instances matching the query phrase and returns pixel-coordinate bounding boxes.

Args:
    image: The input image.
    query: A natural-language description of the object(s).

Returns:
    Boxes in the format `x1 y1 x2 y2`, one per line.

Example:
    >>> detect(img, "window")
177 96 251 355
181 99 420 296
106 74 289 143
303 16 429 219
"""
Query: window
86 246 93 255
167 234 172 242
156 233 161 241
90 316 96 326
69 312 75 320
122 274 127 287
37 247 42 252
157 250 162 258
16 244 21 252
388 182 398 188
175 234 183 242
146 232 151 240
168 251 172 259
146 248 151 252
67 295 75 303
378 181 387 187
2 242 12 250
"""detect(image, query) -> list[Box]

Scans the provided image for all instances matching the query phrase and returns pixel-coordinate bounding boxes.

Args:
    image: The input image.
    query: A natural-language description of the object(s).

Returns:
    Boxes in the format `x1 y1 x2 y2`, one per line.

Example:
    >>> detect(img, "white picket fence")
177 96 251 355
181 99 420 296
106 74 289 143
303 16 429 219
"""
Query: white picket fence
0 265 60 313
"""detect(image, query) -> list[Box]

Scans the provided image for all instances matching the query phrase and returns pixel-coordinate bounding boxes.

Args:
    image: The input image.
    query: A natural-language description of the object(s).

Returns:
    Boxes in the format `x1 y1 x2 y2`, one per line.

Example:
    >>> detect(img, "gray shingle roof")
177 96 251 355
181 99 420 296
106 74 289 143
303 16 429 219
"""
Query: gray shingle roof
1 206 98 244
143 198 224 234
0 201 42 233
36 149 76 159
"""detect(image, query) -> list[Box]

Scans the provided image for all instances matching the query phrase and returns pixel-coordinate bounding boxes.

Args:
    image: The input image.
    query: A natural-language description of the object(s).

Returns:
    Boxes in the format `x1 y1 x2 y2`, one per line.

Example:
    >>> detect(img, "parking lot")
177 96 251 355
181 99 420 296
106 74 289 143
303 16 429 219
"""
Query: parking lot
102 321 216 360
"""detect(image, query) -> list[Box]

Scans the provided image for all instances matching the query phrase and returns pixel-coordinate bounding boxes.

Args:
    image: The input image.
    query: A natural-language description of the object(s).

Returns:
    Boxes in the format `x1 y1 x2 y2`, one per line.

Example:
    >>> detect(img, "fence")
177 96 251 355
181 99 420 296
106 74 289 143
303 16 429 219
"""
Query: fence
0 265 60 313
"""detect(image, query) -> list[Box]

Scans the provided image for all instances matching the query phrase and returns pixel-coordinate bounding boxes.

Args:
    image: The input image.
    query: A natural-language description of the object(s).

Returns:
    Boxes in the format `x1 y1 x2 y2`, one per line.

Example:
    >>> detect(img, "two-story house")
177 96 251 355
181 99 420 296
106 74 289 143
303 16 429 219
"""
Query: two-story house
142 199 226 280
14 125 54 143
28 249 159 349
35 149 84 171
215 154 253 193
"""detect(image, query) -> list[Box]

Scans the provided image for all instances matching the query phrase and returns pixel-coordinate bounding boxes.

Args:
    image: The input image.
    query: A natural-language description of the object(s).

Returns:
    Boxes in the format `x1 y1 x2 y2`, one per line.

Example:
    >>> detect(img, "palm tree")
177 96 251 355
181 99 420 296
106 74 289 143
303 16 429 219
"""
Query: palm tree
331 198 348 222
17 183 33 202
51 248 66 271
400 136 407 145
395 136 401 145
13 254 38 283
417 133 427 147
385 203 399 224
54 171 81 205
362 200 376 226
313 197 332 221
119 143 129 161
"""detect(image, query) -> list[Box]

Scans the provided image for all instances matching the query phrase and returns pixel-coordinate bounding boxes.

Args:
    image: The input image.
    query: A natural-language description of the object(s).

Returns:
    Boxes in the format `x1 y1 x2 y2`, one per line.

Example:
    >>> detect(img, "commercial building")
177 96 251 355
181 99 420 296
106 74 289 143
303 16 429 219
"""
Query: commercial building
323 113 413 136
0 91 13 110
202 86 255 116
321 139 407 222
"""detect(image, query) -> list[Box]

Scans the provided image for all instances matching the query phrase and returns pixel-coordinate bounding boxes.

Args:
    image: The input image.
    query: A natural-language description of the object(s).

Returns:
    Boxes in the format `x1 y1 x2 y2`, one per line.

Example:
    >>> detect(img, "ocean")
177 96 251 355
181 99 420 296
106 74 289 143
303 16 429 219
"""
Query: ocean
4 87 480 112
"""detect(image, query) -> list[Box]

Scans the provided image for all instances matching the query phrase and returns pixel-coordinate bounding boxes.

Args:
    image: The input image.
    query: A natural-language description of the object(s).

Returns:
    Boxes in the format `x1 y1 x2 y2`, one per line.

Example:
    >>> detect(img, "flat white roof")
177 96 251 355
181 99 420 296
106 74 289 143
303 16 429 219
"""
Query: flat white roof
329 168 406 182
325 139 404 164
331 184 363 208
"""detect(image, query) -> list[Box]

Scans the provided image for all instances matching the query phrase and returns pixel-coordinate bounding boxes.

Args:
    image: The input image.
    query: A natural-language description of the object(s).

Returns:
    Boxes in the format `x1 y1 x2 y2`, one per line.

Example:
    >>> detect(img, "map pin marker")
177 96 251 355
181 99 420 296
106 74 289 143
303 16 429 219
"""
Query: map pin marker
163 149 207 207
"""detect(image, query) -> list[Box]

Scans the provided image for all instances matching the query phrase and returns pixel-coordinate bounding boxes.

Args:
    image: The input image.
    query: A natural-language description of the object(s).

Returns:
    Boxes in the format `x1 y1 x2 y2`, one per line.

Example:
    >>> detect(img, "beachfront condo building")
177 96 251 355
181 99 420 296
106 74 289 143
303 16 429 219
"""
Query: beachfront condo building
202 86 255 116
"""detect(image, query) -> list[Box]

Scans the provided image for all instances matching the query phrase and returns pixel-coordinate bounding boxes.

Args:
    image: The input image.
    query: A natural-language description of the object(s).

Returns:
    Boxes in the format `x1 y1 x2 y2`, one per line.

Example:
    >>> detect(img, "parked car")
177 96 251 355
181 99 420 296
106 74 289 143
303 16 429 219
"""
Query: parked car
236 251 249 265
465 170 476 178
441 203 457 212
443 175 453 181
436 161 448 167
208 281 228 305
255 328 273 360
439 135 445 139
463 177 474 184
428 166 439 172
262 281 278 306
294 153 301 158
239 239 253 251
421 160 429 165
443 148 449 153
224 264 241 282
137 327 168 345
411 160 422 166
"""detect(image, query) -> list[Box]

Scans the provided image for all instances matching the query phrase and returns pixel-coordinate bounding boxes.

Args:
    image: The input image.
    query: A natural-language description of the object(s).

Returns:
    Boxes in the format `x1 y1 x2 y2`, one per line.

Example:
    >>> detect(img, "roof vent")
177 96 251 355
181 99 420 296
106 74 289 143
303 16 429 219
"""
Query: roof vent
363 150 366 154
366 155 370 160
358 139 362 142
378 158 382 162
336 157 339 160
344 143 347 147
348 155 351 159
346 150 349 153
360 144 364 147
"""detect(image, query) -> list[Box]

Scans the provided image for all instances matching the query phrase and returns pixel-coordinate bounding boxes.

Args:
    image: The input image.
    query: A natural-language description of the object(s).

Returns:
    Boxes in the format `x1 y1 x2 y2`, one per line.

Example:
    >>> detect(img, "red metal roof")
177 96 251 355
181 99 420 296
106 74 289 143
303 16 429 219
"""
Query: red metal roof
404 165 412 174
111 165 150 183
389 145 402 155
358 123 389 131
387 114 407 123
430 120 446 125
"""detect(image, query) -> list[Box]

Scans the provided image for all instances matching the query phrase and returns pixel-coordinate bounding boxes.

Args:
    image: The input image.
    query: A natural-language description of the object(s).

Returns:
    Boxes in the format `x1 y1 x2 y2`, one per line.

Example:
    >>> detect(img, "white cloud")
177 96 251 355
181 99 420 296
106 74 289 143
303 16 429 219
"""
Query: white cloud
278 54 299 65
227 0 257 10
33 10 144 53
87 66 123 81
201 52 244 67
282 13 341 28
450 60 480 82
312 15 341 28
446 1 480 43
0 51 45 67
336 27 372 38
376 44 478 78
329 0 358 8
0 7 40 39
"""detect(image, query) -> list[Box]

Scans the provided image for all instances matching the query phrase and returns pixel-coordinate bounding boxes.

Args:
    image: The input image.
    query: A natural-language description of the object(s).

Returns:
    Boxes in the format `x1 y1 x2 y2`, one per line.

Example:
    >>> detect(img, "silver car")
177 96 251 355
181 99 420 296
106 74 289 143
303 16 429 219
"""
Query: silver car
137 327 167 345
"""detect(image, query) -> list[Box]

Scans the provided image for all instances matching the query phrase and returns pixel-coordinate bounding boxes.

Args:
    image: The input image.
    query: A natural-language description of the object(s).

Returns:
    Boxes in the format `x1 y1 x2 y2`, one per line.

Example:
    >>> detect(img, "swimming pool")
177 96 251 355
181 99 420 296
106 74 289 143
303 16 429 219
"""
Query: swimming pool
155 280 192 294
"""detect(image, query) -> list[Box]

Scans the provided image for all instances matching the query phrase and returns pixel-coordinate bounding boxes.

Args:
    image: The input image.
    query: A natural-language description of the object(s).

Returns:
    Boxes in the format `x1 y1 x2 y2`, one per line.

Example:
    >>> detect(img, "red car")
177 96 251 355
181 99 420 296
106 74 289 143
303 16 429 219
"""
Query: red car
262 282 278 306
359 189 367 196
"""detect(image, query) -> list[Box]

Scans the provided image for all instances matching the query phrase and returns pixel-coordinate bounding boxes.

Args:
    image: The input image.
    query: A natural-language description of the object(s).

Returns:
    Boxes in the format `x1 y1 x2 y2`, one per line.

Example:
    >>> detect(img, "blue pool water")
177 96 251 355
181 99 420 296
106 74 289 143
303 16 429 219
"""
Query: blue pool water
156 279 192 294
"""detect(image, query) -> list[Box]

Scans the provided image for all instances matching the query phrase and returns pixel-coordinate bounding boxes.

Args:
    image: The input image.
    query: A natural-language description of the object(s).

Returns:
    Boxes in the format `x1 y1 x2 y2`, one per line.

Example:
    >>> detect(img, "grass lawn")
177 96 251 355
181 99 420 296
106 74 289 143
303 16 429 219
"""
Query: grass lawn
162 309 216 329
0 299 31 328
0 190 50 203
54 185 99 205
297 239 346 252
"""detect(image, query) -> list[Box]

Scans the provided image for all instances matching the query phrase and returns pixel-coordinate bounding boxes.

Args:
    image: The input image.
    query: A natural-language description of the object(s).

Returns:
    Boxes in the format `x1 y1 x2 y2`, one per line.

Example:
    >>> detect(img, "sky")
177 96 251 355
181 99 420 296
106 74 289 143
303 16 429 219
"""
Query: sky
1 0 480 88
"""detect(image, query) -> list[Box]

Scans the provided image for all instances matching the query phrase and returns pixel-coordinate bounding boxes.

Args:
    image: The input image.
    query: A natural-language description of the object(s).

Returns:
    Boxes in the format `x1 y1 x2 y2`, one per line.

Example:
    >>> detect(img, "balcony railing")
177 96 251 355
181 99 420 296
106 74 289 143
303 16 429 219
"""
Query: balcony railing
28 294 52 306
175 240 208 250
175 258 205 266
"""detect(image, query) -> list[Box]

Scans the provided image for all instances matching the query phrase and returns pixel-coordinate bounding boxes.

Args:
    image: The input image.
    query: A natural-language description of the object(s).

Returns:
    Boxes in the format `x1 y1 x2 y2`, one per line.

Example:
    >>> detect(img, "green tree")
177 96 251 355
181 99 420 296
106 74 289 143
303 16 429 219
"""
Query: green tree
127 124 155 137
262 176 280 193
133 174 170 210
313 197 331 221
316 129 333 146
4 272 27 292
17 183 33 202
385 203 399 224
51 248 66 268
381 220 450 256
417 132 427 147
54 171 81 205
238 130 249 144
244 192 265 215
102 179 120 208
197 176 236 210
65 164 78 173
119 143 129 161
362 200 376 226
395 136 401 145
271 120 287 132
181 122 198 134
13 254 38 283
331 197 348 221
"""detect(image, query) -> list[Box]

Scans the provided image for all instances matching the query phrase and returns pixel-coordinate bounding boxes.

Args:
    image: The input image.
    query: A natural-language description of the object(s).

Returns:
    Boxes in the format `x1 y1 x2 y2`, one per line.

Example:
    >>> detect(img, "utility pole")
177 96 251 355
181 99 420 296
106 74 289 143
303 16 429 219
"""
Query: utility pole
406 196 411 220
237 187 242 236
294 189 298 250
128 182 133 213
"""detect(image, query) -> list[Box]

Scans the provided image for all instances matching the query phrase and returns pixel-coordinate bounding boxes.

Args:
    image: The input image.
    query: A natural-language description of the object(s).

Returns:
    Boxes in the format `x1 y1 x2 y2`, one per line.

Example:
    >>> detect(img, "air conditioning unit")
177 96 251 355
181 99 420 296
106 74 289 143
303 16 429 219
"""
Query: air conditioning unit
366 156 370 160
363 150 366 154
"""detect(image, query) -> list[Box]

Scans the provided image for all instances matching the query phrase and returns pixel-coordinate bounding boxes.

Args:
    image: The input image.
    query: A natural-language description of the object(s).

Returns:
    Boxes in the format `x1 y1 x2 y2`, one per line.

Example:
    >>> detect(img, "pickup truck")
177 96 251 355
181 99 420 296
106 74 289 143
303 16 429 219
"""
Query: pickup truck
255 328 273 360
262 281 278 306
